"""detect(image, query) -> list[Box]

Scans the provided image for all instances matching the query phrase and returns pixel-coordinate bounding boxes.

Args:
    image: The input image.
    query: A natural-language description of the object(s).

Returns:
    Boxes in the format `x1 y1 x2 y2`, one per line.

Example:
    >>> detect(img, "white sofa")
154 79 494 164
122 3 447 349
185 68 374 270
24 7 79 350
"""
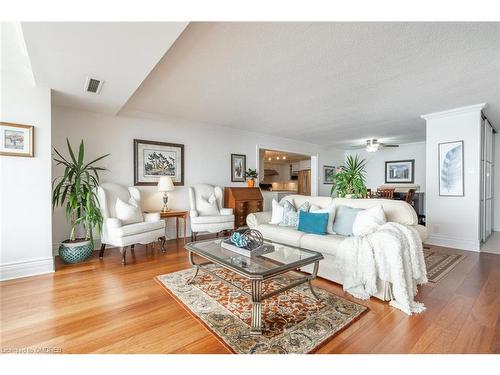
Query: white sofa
246 194 428 301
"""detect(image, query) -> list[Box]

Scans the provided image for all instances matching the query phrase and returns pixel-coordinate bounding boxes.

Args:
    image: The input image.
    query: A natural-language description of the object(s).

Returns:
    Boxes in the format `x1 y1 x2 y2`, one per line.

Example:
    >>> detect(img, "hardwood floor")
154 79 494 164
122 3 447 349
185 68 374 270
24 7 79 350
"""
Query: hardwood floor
1 238 499 354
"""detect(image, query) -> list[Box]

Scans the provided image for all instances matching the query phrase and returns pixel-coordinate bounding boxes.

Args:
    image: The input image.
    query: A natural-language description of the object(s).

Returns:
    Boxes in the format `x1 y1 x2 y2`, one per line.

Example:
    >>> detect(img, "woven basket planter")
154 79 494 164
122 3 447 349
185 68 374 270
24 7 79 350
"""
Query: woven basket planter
59 239 94 263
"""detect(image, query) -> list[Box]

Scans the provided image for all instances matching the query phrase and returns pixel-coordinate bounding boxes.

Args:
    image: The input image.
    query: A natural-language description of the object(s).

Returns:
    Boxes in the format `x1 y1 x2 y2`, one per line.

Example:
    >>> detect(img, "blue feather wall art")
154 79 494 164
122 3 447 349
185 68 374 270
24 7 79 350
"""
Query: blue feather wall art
439 141 464 196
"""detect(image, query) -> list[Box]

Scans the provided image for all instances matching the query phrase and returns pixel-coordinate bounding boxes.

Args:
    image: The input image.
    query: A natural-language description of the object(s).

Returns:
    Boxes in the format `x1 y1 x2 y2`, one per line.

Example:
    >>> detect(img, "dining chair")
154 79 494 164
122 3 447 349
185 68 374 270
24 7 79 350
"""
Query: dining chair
377 187 395 199
404 188 416 204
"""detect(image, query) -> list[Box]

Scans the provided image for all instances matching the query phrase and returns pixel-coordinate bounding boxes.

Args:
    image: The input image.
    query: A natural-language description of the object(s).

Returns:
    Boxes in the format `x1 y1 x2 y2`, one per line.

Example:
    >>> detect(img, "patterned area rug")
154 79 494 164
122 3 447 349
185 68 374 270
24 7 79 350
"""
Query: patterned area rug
156 265 367 354
424 249 465 283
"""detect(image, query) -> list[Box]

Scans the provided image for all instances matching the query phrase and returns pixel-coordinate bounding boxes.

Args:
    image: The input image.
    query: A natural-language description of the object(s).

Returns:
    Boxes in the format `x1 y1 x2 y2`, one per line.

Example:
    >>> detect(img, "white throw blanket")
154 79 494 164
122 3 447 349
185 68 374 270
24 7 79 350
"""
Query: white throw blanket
337 222 428 315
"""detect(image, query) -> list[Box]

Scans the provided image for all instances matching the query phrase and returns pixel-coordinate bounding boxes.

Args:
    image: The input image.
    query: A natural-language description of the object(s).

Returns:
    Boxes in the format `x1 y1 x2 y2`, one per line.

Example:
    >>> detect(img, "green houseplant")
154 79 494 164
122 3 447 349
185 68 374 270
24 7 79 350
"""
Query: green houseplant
245 168 258 188
330 155 368 198
52 139 109 263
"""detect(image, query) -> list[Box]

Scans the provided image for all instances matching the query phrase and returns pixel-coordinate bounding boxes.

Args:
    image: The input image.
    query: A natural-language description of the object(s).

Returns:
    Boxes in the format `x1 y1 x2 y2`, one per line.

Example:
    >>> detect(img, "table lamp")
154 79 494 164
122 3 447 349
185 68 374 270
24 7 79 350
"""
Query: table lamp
158 176 174 212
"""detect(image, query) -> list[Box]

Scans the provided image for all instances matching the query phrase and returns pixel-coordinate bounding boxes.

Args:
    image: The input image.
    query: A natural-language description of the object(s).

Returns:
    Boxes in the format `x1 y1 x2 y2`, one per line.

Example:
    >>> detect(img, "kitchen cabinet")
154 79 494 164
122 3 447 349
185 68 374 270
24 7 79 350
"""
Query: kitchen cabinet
263 163 290 183
299 160 311 170
298 170 311 195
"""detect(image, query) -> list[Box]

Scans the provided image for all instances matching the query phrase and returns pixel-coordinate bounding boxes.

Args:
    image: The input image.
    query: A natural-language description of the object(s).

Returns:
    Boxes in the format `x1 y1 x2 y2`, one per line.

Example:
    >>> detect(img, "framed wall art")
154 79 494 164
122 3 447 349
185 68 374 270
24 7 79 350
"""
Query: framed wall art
438 140 464 196
0 122 34 157
385 159 414 183
323 165 336 184
231 154 246 182
134 139 184 186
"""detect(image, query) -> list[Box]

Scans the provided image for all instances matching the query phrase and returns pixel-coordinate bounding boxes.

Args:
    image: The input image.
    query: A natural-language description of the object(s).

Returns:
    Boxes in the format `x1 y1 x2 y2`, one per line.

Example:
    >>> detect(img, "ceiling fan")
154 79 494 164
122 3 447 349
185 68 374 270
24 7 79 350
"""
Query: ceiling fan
351 139 400 152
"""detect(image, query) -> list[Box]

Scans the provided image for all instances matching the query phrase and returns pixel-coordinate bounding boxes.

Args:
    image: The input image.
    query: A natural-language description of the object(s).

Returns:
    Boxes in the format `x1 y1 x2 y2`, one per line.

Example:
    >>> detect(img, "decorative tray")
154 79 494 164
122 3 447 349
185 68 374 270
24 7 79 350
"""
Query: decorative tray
220 239 275 258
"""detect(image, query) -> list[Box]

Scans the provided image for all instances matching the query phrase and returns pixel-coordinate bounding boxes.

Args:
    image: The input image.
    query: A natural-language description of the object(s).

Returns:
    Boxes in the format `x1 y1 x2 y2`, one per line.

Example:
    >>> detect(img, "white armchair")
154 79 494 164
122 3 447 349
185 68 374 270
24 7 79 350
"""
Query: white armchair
97 182 166 265
189 184 235 241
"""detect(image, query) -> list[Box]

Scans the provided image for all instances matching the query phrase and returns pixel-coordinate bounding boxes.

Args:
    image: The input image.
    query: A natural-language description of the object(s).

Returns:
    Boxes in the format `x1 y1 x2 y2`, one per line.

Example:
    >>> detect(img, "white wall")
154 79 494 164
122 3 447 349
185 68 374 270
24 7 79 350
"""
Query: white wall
0 23 53 280
52 106 343 248
345 142 426 191
423 105 484 251
494 132 500 232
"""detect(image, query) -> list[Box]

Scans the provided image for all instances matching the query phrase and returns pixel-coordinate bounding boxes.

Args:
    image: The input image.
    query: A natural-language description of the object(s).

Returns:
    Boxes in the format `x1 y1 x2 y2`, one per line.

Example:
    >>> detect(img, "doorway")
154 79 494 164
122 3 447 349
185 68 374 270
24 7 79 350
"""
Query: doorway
256 145 319 196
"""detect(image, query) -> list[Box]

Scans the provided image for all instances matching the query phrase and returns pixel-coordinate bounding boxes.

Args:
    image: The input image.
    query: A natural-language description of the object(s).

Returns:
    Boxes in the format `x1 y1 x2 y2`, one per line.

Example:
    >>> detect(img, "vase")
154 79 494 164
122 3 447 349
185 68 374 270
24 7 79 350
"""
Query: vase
247 179 255 188
59 239 94 263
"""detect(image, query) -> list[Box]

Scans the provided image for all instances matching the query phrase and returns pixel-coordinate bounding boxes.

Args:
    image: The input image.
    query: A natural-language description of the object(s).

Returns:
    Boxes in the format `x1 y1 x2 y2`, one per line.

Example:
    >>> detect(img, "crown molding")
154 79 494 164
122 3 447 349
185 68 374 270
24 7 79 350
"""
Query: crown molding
421 103 487 120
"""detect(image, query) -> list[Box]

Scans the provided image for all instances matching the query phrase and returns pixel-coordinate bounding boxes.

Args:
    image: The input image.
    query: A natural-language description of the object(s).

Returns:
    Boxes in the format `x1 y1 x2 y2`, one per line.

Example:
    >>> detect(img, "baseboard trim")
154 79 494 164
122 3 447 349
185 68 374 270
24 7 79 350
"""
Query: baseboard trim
426 234 480 252
0 257 55 281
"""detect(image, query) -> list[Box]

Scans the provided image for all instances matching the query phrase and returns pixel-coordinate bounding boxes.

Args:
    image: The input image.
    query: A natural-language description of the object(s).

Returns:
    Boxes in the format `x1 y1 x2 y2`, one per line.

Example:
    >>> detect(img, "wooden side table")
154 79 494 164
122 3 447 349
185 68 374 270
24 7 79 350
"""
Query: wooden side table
159 210 189 242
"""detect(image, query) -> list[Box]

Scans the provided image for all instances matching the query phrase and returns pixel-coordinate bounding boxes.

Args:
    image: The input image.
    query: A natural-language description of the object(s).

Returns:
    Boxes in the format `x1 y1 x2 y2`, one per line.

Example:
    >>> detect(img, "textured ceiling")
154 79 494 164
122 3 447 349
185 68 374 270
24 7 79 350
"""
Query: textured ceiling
123 22 500 148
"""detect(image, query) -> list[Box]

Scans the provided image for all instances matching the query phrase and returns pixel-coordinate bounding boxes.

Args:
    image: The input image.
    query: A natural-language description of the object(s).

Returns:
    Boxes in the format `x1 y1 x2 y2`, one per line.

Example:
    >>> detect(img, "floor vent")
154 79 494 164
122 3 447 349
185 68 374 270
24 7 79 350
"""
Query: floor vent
84 77 104 94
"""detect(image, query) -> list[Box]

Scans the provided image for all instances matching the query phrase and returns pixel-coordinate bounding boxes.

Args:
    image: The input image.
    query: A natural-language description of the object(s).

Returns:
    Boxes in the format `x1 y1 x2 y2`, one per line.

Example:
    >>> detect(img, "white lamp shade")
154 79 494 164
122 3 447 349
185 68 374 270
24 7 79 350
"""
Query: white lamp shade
158 176 175 192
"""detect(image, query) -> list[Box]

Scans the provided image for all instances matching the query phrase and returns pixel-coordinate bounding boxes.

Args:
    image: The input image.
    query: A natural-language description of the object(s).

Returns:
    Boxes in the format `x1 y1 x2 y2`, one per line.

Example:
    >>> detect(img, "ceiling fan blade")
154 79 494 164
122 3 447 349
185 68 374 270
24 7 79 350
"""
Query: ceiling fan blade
350 146 367 149
382 144 399 148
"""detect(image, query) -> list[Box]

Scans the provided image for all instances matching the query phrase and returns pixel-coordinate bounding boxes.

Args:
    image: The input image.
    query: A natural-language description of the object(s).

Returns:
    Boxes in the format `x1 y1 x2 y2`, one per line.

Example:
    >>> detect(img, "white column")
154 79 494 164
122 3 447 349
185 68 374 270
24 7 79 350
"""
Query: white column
421 103 485 251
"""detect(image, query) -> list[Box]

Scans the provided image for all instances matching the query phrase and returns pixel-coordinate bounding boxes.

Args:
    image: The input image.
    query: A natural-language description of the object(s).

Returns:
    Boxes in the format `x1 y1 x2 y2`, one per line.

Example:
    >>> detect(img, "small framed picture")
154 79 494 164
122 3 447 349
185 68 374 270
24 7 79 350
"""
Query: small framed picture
439 140 464 196
385 159 414 183
231 154 246 182
0 122 34 157
134 139 184 186
323 165 336 184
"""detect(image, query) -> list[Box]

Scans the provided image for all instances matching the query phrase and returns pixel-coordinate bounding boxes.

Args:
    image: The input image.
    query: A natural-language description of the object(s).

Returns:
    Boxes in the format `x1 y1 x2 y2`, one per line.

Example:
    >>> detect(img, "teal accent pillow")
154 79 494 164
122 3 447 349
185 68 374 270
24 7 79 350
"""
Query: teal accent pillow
332 206 364 236
280 201 310 227
298 211 329 235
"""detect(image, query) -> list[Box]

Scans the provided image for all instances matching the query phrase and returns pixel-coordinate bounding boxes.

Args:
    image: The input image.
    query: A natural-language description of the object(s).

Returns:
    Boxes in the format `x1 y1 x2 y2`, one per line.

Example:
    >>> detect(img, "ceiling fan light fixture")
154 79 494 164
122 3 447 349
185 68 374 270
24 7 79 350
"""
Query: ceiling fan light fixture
365 138 381 152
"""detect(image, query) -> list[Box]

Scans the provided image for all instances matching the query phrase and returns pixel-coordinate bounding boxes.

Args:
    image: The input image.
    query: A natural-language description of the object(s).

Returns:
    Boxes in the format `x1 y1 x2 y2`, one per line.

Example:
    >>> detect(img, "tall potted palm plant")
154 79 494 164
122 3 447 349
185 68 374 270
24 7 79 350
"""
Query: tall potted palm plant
330 154 368 198
52 139 109 263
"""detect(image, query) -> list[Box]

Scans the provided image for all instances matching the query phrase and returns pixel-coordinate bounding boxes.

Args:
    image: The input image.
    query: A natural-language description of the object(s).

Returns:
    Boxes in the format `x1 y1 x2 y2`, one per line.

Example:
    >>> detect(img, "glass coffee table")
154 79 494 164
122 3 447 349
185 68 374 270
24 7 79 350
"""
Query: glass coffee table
185 238 324 335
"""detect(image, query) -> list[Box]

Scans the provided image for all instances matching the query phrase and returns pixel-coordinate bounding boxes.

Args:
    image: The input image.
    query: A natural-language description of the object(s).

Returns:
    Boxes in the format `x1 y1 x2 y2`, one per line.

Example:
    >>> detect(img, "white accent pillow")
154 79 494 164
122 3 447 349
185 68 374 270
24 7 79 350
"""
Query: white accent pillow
280 200 310 227
115 197 143 225
198 194 220 216
269 199 285 224
310 203 336 234
352 205 386 236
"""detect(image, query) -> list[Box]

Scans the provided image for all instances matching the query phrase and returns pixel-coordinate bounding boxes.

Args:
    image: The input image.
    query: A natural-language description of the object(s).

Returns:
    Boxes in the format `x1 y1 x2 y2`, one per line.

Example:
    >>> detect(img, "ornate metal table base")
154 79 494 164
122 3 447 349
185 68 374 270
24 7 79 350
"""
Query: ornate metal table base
186 249 321 335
